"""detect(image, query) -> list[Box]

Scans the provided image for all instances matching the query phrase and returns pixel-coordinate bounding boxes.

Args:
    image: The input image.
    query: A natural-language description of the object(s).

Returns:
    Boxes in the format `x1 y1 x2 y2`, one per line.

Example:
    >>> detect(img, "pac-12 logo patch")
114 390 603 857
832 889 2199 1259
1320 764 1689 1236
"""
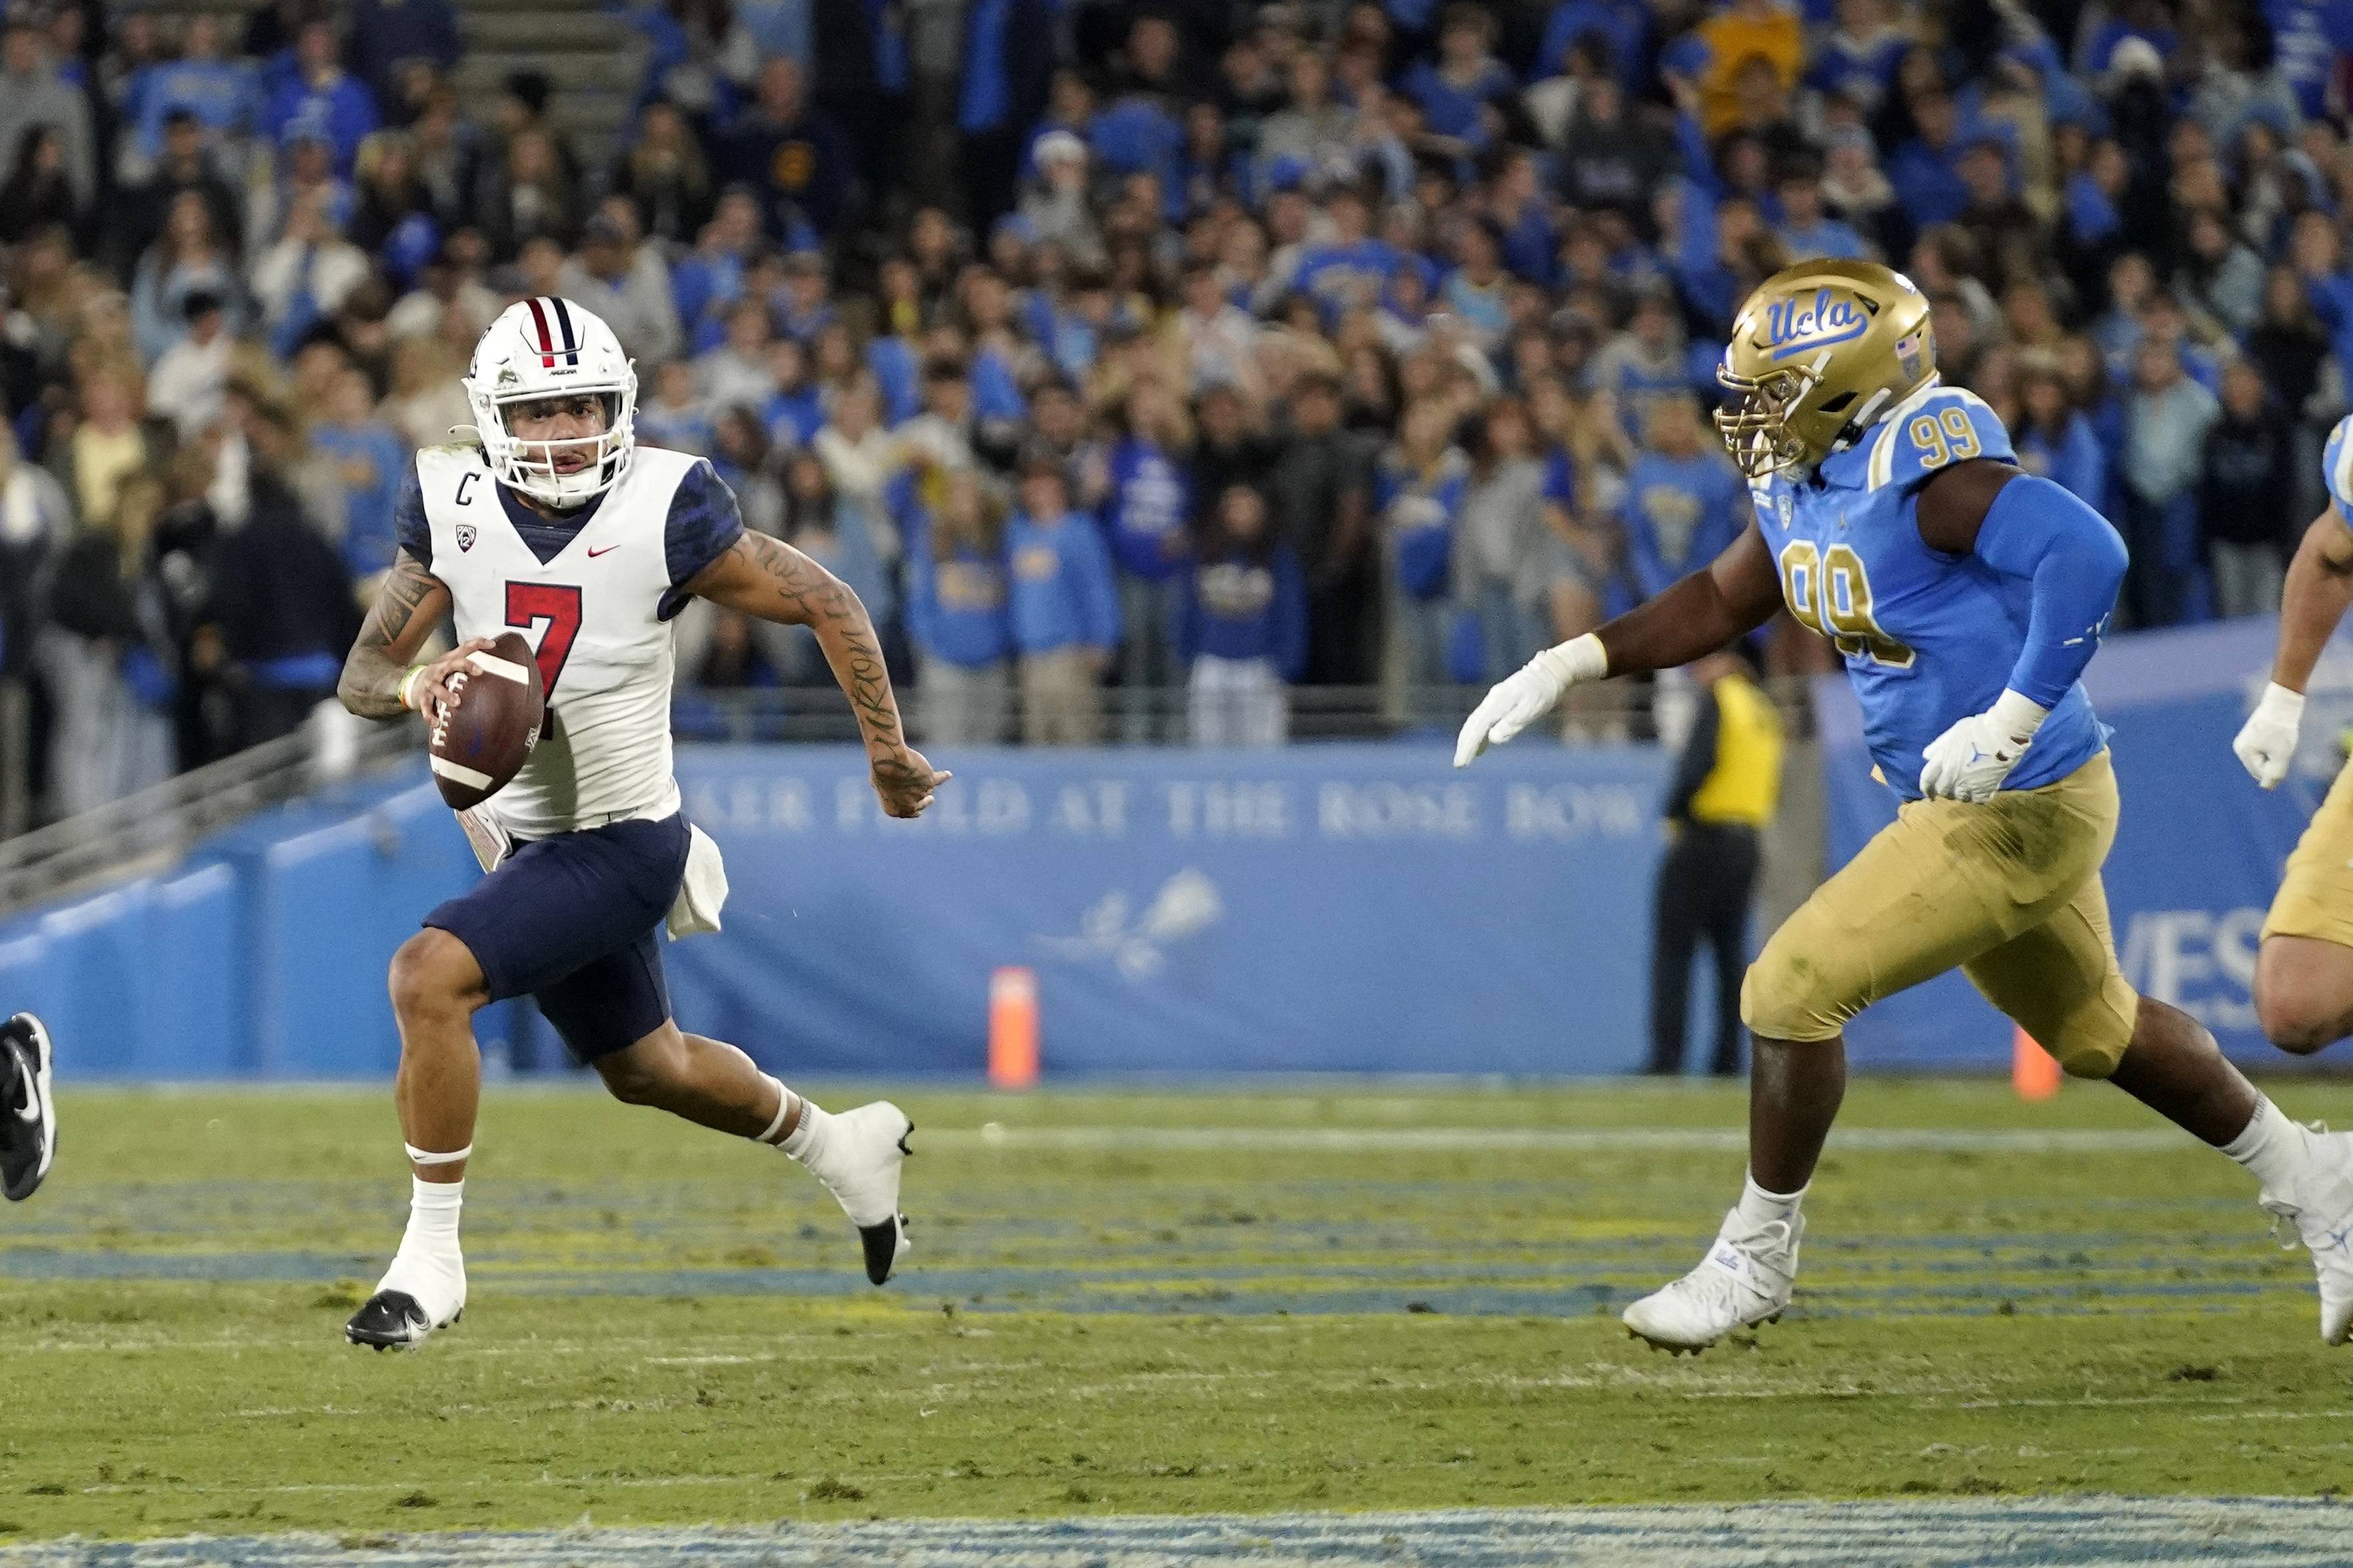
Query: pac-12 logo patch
1765 288 1869 361
456 523 477 553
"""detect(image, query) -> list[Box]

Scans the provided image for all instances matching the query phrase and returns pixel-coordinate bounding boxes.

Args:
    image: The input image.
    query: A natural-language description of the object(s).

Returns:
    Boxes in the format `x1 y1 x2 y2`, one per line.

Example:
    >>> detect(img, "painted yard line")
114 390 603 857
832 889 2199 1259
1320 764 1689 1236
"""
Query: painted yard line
6 1499 2352 1567
928 1127 2187 1154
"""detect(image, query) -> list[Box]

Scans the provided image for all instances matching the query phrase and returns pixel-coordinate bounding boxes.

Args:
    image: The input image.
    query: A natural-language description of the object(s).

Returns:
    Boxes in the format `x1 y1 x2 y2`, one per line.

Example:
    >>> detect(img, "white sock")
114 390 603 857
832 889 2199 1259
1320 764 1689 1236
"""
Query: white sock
1734 1171 1806 1231
2222 1097 2310 1191
397 1177 464 1262
780 1097 833 1161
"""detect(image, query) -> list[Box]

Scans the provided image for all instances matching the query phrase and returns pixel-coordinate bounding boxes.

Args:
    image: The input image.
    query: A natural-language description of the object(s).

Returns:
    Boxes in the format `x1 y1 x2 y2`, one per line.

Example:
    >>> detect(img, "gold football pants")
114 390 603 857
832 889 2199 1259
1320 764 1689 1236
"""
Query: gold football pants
1741 750 2140 1076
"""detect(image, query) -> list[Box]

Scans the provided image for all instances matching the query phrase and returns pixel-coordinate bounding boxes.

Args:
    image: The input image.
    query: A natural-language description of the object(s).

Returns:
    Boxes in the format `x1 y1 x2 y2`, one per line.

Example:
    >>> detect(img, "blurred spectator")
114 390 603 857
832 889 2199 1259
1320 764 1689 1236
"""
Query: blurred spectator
147 291 233 439
0 11 94 219
1100 380 1193 737
1007 455 1117 743
250 191 370 359
262 21 381 175
1271 372 1376 686
1 128 81 250
718 57 852 243
128 14 258 165
203 452 366 750
638 357 716 455
2011 357 2108 511
955 0 1056 237
1376 396 1469 689
695 295 780 413
112 110 245 279
2122 335 2221 629
1456 393 1549 680
2199 359 2294 619
1620 393 1745 606
1177 481 1305 745
476 127 578 257
905 469 1013 743
560 206 684 367
612 101 715 247
312 366 409 583
39 471 175 815
346 0 463 113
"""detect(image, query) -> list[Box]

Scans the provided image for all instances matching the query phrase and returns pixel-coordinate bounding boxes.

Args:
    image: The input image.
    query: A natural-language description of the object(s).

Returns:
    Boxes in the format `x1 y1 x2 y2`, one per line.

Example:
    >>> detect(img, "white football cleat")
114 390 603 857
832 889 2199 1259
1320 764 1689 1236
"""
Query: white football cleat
345 1249 467 1351
805 1101 913 1285
1622 1207 1802 1355
2258 1127 2353 1347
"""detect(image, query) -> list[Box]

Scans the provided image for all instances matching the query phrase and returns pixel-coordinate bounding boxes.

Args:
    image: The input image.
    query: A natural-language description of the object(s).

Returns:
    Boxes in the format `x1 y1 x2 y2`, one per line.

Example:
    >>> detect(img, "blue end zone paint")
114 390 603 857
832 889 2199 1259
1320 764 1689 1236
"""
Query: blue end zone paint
5 1500 2351 1567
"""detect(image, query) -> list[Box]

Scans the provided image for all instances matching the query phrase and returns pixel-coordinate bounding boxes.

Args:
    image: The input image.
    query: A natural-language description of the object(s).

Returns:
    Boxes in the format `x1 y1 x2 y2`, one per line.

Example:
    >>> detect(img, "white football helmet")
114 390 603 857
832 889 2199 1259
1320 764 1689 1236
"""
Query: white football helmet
465 297 637 507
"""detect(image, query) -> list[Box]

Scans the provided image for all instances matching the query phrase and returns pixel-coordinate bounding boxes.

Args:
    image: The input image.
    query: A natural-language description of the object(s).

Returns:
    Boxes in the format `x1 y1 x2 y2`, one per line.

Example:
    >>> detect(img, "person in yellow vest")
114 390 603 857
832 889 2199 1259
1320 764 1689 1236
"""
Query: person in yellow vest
1648 649 1783 1075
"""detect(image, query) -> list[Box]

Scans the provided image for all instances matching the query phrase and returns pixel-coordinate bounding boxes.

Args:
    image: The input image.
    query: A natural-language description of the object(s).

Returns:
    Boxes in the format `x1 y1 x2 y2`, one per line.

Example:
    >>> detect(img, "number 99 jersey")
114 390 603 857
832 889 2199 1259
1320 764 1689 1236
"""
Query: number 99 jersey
1748 381 2108 801
393 442 745 840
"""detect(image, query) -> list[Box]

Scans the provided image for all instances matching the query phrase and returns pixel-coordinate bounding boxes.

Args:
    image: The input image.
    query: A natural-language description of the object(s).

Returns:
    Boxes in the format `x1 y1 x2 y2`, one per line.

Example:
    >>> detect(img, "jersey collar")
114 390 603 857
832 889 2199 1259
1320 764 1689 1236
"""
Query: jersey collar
496 479 607 566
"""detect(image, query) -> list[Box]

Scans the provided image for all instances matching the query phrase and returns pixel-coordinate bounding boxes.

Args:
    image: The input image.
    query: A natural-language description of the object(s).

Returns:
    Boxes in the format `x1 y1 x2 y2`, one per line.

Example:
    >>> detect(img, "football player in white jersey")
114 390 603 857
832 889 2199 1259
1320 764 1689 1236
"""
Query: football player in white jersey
335 297 948 1349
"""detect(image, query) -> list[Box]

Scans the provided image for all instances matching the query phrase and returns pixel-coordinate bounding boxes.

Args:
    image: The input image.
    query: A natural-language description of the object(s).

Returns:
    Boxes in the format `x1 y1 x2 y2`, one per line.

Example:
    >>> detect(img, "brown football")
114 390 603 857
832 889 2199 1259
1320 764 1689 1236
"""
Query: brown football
428 631 545 810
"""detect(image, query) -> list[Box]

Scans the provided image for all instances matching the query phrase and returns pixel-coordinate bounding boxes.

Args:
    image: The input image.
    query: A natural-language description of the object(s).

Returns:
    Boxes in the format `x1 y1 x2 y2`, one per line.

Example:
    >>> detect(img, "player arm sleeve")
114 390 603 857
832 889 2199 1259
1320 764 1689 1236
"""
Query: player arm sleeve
660 459 749 621
1969 473 2128 708
393 463 432 571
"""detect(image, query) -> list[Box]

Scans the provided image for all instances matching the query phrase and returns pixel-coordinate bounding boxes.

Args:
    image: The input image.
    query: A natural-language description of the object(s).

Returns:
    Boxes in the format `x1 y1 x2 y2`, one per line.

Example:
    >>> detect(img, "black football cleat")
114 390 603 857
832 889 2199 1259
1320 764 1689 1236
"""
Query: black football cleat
344 1291 460 1350
1 1013 56 1202
859 1212 910 1287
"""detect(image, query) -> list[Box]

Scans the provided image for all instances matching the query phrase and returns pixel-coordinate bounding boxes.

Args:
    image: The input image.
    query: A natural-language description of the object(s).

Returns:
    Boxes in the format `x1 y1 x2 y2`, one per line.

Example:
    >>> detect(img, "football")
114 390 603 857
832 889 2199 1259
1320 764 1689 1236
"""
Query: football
427 631 545 810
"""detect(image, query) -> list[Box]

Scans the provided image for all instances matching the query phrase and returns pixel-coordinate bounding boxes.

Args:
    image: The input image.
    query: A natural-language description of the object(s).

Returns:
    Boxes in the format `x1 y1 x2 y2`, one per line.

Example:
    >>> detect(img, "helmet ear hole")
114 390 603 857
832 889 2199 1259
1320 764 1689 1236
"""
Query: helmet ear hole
1819 391 1857 414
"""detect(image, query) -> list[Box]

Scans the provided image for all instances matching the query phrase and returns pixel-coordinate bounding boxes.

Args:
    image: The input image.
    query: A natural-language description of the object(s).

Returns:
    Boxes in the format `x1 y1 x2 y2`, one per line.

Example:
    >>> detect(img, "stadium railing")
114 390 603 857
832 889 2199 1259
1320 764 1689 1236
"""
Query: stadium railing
670 677 1823 746
0 712 421 917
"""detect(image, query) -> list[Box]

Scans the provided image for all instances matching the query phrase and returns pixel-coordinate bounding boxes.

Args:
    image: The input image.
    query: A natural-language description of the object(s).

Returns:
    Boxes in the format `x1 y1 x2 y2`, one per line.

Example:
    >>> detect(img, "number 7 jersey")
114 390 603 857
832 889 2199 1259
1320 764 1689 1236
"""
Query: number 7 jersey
1750 381 2108 801
394 443 745 839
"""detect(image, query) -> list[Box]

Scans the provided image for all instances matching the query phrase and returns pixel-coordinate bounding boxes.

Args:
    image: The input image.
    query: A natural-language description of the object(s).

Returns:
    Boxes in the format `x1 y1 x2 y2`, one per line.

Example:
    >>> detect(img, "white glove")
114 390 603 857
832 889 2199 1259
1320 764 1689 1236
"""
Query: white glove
2234 682 2304 789
1454 635 1608 767
1919 689 2048 804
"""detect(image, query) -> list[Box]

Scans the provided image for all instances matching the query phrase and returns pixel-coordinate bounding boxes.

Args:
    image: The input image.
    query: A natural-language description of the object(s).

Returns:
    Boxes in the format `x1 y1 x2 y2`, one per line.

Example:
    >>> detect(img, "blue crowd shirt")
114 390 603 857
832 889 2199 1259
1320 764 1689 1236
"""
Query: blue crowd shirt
1006 510 1121 653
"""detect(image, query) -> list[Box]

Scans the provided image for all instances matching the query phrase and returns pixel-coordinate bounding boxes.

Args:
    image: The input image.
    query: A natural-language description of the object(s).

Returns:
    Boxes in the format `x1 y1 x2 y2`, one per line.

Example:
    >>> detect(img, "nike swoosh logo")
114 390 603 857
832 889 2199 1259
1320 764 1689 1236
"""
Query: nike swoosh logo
587 545 619 557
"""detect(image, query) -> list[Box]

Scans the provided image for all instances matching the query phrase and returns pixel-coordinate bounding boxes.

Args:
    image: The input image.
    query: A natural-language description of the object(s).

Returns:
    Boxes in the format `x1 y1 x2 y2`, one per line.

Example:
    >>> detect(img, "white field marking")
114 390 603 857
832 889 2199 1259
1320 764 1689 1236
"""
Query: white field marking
9 1500 2353 1567
922 1125 2186 1154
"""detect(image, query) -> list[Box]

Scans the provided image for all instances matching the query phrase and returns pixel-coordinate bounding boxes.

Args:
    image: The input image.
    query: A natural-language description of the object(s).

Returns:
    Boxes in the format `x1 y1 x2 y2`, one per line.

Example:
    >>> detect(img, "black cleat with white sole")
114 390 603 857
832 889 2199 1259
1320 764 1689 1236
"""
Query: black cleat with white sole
344 1291 460 1350
1 1012 57 1202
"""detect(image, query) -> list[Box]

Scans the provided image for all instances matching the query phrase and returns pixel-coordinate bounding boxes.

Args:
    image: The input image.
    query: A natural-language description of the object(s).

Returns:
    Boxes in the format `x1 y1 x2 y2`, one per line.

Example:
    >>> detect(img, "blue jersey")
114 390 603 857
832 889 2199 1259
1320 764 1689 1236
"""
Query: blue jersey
2322 413 2353 514
1752 383 2108 801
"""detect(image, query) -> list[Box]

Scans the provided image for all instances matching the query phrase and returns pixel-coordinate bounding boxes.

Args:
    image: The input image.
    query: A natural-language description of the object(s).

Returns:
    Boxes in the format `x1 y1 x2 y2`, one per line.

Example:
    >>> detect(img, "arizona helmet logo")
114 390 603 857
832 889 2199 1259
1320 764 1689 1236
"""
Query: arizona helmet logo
456 523 477 553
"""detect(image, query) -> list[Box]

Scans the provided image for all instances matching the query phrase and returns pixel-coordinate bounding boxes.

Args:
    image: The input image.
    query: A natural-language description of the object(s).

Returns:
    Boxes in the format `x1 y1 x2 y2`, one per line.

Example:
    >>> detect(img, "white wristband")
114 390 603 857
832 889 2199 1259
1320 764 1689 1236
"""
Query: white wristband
1988 688 2050 741
2255 681 2307 727
1532 633 1608 689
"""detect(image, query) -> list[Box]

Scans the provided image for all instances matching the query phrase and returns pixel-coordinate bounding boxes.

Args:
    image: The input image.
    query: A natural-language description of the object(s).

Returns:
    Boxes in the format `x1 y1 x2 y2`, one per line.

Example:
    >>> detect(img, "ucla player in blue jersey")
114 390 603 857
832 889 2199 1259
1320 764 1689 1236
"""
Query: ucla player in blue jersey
2234 415 2353 1054
1459 259 2353 1352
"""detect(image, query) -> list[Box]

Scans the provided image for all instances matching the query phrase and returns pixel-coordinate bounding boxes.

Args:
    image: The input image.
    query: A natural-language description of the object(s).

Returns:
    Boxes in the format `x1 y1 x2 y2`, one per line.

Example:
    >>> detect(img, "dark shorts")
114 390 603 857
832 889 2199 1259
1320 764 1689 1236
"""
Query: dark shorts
425 812 691 1061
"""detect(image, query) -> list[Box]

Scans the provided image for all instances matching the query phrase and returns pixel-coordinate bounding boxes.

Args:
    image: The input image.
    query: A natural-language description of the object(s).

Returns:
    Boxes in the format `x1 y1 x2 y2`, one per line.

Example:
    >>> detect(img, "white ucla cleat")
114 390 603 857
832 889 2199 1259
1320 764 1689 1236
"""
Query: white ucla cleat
2258 1127 2353 1347
1622 1207 1802 1355
807 1101 913 1286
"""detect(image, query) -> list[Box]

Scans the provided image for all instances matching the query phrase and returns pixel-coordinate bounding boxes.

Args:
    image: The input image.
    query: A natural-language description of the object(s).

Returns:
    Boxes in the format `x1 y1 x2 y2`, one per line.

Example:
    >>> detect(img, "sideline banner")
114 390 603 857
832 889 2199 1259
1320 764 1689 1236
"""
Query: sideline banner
667 744 1670 1076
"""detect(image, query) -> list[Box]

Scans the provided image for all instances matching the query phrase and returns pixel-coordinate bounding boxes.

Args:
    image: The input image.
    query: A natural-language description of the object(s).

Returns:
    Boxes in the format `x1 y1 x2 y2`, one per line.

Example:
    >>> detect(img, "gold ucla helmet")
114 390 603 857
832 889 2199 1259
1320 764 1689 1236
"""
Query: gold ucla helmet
1715 259 1937 479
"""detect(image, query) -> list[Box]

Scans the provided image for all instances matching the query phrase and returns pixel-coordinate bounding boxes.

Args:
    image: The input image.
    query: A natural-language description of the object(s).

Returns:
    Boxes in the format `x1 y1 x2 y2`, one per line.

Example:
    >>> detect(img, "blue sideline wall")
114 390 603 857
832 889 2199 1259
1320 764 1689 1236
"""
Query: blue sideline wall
0 616 2303 1079
0 743 1673 1079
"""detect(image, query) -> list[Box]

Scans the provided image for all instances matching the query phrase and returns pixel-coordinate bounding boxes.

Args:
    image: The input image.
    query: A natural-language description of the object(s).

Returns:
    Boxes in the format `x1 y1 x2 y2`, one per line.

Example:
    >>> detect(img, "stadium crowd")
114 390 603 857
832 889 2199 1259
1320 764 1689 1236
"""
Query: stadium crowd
0 0 2335 823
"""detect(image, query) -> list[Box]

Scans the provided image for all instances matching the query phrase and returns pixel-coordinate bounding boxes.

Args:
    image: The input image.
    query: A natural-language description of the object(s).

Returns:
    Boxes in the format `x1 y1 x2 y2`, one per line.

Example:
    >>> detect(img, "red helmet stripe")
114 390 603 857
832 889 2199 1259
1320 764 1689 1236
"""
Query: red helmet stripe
523 298 557 368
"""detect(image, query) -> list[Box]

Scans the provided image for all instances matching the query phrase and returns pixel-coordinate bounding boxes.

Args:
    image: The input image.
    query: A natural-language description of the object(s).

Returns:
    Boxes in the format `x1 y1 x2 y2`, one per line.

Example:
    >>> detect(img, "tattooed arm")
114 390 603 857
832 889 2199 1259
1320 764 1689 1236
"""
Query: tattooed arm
338 549 481 720
684 531 949 818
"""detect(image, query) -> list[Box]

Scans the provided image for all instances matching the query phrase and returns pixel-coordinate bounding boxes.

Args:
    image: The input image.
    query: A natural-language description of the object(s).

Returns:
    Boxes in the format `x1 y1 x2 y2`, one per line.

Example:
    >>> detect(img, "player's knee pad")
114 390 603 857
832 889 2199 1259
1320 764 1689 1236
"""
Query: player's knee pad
1738 943 1852 1045
2050 1030 2128 1079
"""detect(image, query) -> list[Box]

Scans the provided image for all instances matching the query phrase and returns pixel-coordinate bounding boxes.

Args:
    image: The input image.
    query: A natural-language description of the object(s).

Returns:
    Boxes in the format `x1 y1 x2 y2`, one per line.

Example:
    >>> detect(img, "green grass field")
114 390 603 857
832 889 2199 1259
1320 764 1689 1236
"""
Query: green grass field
3 1077 2353 1545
